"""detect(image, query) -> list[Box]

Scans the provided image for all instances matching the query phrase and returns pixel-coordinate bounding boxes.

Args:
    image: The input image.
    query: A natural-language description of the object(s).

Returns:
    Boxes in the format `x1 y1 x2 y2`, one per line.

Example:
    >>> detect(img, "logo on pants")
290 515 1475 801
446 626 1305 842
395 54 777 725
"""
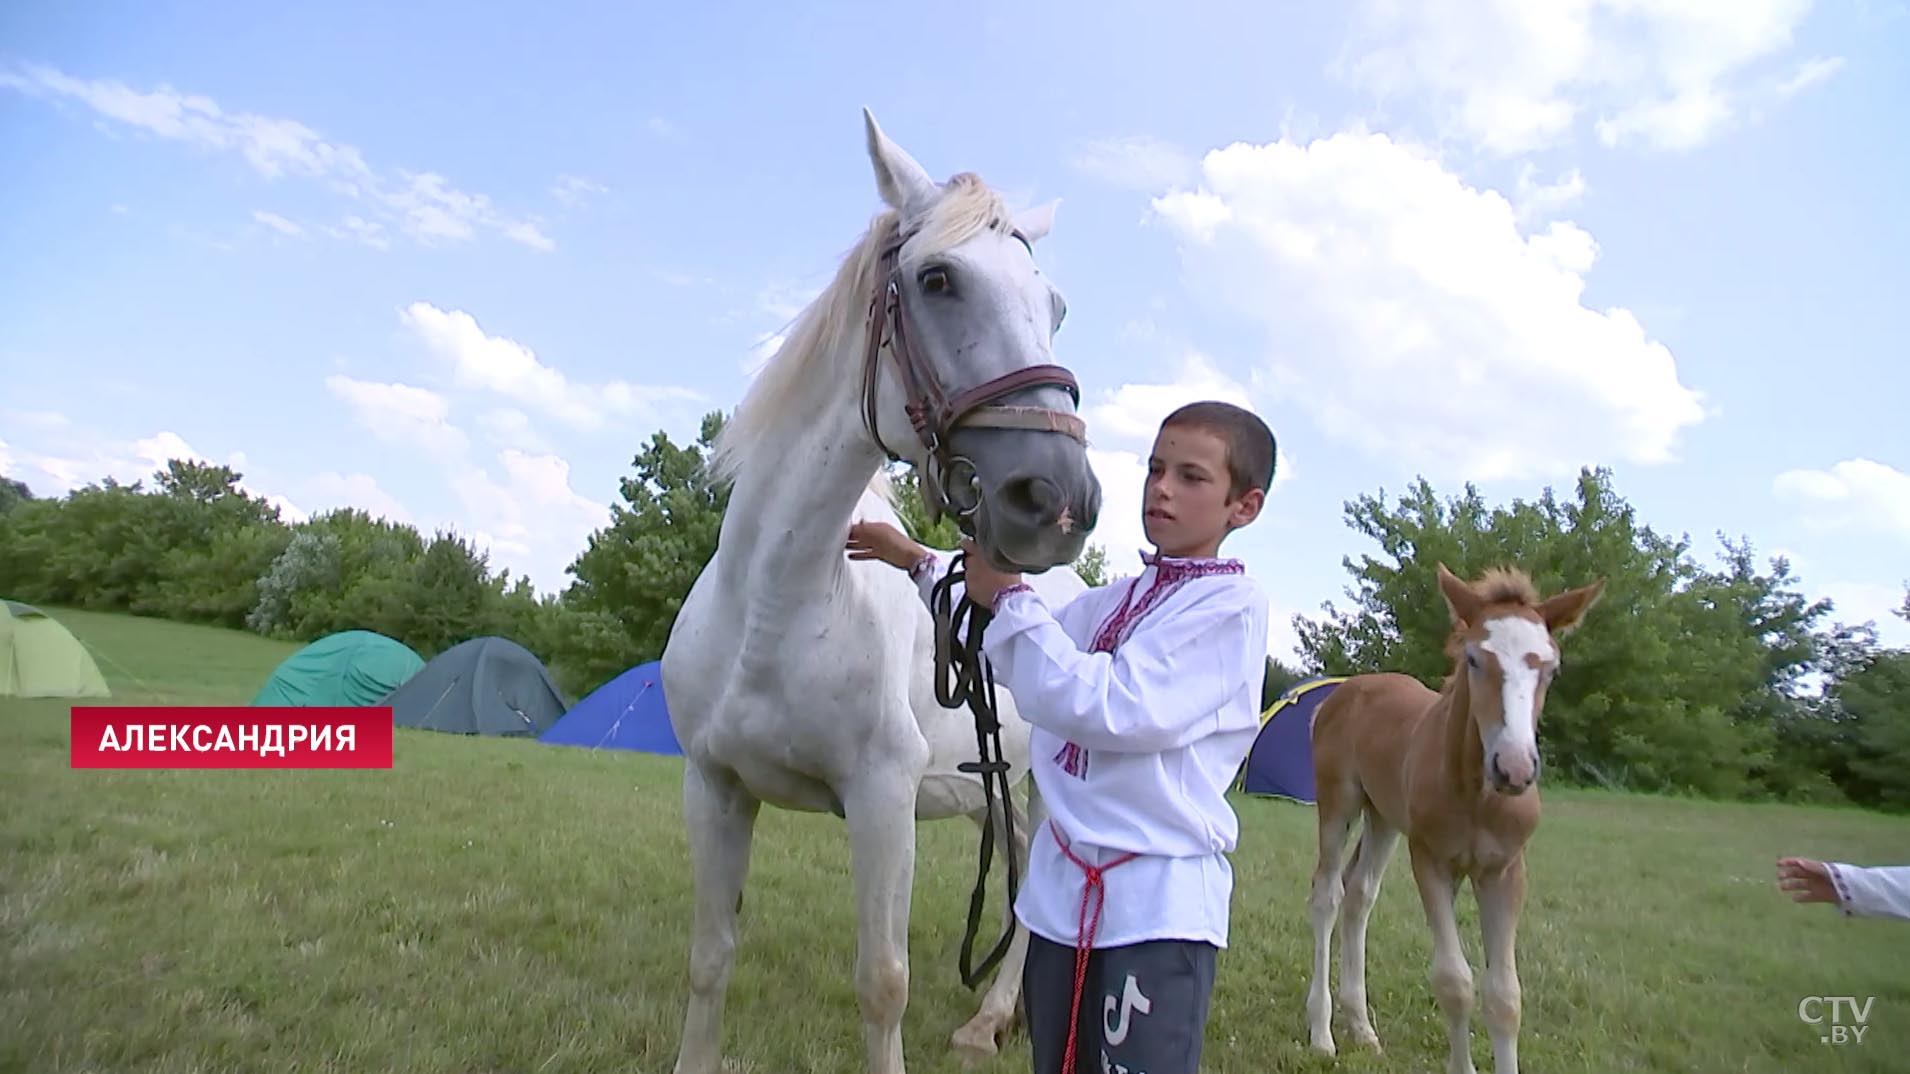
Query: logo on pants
1104 973 1153 1046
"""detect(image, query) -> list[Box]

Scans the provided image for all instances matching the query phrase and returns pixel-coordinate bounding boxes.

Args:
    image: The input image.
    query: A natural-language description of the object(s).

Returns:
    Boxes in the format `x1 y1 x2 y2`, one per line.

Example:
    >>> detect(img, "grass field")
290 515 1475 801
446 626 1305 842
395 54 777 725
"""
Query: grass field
4 606 1908 1074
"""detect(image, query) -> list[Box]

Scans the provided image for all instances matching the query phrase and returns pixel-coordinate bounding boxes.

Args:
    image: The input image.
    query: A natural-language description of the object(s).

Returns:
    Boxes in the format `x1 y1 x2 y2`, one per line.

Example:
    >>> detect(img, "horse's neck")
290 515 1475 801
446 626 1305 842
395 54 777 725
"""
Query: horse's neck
1433 670 1483 795
722 377 886 606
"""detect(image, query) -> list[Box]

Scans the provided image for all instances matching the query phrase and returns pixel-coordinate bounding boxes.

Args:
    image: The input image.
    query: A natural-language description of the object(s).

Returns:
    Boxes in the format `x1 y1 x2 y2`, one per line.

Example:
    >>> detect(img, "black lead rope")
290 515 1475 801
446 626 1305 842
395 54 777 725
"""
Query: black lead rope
929 549 1022 991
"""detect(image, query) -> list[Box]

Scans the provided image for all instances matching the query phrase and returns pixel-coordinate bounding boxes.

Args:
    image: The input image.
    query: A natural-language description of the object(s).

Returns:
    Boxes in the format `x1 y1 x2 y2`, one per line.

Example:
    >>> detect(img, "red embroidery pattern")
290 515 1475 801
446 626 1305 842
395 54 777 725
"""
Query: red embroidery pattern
1089 551 1245 654
1048 552 1244 780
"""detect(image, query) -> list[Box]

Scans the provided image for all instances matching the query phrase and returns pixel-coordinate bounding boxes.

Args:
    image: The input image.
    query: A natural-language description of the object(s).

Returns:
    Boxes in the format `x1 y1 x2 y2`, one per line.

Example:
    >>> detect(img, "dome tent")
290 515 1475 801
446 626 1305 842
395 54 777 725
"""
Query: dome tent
0 599 110 698
539 660 681 755
382 636 569 737
252 630 424 708
1237 676 1346 804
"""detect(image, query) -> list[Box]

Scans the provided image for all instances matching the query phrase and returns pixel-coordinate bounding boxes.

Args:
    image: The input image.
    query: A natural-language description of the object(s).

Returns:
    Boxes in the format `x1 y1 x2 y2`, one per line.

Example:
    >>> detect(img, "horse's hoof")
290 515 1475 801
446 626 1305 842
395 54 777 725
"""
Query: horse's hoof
1352 1026 1382 1051
1309 1033 1337 1058
950 1024 1001 1064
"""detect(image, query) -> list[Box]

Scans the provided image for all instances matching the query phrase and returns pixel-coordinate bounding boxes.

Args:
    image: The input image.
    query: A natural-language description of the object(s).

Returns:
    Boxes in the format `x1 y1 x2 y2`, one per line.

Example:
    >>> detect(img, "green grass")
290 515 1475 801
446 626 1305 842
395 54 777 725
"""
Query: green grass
3 607 1908 1073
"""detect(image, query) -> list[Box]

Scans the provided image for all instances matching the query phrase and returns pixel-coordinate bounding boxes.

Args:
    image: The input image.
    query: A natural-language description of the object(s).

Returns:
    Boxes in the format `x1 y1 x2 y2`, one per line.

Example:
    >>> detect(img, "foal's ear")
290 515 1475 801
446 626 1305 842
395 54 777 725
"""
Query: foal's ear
1435 562 1482 626
1539 577 1606 635
864 108 939 219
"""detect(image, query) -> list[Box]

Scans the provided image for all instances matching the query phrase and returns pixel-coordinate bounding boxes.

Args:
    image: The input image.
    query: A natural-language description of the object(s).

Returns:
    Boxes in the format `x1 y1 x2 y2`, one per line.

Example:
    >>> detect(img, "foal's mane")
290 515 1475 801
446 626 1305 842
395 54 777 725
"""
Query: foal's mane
708 173 1017 490
1441 565 1543 668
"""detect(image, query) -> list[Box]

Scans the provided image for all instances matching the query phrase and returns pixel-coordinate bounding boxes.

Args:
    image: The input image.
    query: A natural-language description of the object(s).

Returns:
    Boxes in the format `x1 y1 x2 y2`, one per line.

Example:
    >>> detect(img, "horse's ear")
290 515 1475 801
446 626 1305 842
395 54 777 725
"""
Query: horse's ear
1015 199 1059 245
1435 562 1481 626
864 108 938 218
1539 577 1606 635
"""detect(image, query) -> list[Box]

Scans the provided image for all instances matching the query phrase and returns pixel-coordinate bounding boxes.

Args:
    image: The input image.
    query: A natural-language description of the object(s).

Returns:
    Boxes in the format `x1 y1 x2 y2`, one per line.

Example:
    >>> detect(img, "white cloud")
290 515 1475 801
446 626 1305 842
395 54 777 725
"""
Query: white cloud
399 302 703 431
323 375 469 458
305 471 414 526
477 408 553 454
1777 55 1846 97
1515 164 1587 223
1 62 550 251
0 439 13 478
1071 136 1199 191
449 451 608 590
1345 0 1820 154
1773 459 1910 541
251 210 306 238
1149 131 1708 482
551 175 608 207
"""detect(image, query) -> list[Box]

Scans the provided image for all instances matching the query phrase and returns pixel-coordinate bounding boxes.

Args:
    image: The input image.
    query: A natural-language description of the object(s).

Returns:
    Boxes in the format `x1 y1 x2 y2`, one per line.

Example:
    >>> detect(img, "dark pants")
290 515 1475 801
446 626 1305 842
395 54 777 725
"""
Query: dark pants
1022 932 1217 1074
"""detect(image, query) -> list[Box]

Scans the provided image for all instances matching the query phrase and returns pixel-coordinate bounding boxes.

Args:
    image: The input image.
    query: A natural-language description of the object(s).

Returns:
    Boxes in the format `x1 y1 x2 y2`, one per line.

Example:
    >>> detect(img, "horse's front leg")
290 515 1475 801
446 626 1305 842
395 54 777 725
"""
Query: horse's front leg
951 773 1038 1062
1411 849 1478 1074
1475 856 1527 1074
673 759 761 1074
845 760 929 1074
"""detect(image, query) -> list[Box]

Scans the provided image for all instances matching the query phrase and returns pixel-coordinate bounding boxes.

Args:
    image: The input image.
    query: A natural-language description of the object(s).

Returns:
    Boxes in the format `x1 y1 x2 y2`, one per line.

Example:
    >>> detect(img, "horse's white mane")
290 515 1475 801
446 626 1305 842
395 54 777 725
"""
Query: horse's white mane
708 173 1018 493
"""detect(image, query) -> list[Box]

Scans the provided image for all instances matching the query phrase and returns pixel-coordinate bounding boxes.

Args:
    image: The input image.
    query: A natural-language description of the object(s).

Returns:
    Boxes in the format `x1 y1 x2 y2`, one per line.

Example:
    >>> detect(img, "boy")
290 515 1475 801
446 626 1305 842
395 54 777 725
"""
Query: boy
846 400 1276 1074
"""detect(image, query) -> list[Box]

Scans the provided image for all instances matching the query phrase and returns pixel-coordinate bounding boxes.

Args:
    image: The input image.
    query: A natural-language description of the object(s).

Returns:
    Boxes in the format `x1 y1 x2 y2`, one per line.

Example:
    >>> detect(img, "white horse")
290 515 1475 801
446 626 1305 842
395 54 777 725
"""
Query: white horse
661 110 1103 1074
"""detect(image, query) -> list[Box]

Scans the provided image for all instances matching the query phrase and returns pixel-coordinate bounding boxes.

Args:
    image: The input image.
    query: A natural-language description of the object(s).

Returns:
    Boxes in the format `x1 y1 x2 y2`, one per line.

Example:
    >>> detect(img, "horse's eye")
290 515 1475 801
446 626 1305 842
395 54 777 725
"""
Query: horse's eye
920 266 951 295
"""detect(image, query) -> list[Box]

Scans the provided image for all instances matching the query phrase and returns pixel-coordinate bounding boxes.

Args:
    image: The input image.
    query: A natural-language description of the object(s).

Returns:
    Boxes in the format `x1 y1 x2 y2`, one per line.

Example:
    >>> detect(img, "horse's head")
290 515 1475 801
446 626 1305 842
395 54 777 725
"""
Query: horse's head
859 109 1100 573
1436 563 1605 796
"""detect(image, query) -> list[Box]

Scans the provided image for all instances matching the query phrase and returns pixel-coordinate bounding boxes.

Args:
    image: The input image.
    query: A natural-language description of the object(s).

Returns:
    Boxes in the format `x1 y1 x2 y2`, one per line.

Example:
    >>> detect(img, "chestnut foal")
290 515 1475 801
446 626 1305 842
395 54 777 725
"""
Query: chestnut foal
1305 563 1604 1074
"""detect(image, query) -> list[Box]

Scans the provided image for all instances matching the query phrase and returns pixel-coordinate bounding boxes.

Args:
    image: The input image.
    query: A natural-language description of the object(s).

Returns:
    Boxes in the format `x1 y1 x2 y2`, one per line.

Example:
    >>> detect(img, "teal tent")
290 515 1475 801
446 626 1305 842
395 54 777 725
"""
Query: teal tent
253 630 424 708
382 636 569 737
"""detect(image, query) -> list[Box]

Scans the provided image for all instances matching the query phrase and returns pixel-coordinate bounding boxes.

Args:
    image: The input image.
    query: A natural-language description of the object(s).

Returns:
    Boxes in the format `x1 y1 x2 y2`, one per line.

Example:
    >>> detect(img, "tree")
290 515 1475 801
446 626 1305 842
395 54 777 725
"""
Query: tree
560 411 731 694
0 477 33 514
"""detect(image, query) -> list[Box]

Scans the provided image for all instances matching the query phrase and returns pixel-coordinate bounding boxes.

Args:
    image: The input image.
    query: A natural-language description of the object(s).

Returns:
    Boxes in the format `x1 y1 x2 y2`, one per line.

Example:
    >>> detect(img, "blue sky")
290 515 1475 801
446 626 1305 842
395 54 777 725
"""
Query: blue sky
3 0 1906 659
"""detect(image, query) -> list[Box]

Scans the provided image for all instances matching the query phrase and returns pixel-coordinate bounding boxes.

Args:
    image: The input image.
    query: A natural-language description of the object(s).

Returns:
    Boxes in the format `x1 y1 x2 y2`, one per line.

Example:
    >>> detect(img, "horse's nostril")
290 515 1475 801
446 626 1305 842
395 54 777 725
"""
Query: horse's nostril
1002 476 1062 521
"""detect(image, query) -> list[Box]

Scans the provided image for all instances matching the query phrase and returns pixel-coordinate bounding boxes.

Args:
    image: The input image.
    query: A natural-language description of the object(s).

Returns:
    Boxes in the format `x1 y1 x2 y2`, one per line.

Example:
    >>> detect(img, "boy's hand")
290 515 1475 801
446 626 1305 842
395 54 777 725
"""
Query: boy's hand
846 521 926 571
1777 857 1839 905
959 537 1023 609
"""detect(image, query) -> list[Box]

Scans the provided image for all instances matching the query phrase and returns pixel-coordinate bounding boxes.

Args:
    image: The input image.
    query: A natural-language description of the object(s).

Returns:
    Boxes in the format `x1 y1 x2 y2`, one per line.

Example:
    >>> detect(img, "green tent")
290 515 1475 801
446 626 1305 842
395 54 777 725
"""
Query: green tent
1 599 110 698
253 630 425 708
382 635 569 737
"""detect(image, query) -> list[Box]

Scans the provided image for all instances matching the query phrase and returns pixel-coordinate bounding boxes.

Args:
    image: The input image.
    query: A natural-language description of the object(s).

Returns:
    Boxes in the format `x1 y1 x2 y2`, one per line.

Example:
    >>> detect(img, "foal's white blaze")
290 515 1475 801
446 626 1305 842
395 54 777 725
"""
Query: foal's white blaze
1480 614 1553 788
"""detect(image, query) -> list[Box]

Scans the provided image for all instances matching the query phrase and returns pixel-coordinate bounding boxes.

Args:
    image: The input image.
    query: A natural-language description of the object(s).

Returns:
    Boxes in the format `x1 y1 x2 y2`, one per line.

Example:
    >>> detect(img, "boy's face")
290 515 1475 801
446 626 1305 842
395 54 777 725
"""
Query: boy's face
1142 425 1263 558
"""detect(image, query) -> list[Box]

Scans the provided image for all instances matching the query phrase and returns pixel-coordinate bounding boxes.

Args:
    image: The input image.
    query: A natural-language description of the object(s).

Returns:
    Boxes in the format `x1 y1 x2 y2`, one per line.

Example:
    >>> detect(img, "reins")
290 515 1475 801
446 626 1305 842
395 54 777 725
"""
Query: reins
929 554 1021 989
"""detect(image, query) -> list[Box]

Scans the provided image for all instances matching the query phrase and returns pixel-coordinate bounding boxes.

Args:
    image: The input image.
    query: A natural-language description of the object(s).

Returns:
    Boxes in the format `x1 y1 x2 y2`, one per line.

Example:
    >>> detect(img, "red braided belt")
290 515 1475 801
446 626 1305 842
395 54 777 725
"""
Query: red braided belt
1051 824 1139 1073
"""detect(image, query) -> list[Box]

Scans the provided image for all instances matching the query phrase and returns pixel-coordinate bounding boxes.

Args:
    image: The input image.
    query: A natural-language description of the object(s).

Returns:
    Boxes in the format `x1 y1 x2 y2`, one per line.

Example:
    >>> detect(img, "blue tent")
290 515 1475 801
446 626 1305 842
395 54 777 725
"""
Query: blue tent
537 660 682 755
1238 676 1345 803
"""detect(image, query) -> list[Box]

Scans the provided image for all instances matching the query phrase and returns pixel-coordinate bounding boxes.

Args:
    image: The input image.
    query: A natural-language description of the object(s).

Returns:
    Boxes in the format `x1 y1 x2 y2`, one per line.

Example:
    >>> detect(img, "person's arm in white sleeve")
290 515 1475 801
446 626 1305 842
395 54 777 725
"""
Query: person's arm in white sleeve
1827 863 1910 921
977 579 1264 754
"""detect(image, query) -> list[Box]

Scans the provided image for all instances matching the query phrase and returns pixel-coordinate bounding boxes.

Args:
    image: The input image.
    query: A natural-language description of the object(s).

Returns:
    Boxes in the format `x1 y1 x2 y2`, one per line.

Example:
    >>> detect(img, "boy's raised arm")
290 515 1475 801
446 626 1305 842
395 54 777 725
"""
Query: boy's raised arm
979 582 1265 753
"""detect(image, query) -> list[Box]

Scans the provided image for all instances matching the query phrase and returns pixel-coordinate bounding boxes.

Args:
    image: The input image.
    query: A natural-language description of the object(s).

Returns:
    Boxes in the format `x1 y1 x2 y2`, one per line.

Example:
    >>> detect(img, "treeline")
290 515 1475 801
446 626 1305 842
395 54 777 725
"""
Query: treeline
1 418 1904 812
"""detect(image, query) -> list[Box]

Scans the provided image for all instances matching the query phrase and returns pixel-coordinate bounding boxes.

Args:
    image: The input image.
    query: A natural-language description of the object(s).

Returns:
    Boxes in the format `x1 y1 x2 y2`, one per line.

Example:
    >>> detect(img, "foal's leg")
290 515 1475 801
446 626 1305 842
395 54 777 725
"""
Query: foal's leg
951 775 1036 1061
672 760 762 1074
844 764 928 1074
1476 856 1527 1074
1411 850 1478 1074
1306 784 1361 1056
1337 806 1400 1051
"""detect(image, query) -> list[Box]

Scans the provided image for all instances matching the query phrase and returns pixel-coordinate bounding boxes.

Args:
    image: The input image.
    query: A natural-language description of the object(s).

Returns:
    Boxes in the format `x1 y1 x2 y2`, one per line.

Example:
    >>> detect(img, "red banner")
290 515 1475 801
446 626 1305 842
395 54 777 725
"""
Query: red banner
70 707 394 769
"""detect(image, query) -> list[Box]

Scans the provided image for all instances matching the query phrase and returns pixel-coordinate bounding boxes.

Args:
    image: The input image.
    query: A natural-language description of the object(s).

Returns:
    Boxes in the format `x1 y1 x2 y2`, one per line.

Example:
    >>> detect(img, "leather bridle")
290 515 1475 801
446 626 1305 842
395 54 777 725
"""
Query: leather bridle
857 215 1088 991
859 220 1088 527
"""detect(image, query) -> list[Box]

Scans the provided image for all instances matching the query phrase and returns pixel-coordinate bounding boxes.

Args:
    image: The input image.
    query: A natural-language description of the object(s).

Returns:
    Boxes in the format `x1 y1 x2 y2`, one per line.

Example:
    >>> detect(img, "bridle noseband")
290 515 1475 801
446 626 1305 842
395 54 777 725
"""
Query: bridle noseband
859 221 1088 526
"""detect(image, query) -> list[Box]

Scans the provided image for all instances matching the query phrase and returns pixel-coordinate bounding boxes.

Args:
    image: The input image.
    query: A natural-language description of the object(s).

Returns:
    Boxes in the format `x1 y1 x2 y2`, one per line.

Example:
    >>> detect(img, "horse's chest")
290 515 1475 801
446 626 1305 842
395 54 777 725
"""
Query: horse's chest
1415 807 1535 874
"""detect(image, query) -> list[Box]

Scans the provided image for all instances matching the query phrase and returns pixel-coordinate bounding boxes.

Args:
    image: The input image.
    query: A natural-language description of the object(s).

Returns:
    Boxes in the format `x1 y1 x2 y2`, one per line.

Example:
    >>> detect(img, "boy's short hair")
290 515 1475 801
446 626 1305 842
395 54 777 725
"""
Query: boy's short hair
1161 401 1276 500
